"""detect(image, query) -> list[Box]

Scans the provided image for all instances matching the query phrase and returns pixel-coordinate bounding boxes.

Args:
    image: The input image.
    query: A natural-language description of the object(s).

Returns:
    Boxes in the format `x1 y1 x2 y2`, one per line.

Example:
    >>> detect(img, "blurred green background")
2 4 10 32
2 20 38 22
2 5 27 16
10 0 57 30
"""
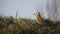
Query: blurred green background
0 16 60 34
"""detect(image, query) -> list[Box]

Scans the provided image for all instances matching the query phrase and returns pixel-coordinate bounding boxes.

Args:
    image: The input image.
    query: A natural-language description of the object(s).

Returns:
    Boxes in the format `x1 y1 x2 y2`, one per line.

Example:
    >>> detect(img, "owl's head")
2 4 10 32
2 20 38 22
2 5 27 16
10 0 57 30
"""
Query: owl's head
33 11 40 16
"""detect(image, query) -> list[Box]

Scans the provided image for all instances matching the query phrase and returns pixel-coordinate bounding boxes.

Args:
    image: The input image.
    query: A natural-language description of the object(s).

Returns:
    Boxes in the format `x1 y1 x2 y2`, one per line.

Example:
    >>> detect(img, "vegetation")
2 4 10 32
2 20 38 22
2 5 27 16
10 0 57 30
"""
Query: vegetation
0 16 60 34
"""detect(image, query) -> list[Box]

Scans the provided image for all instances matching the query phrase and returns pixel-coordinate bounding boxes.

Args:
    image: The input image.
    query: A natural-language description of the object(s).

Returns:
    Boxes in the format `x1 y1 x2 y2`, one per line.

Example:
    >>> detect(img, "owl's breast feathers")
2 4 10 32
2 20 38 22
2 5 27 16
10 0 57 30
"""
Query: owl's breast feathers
35 15 44 23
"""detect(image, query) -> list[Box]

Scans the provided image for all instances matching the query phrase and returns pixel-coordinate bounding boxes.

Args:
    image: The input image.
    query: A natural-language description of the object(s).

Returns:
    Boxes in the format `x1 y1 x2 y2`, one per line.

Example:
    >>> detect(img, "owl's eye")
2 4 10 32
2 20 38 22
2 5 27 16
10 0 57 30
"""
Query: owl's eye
36 13 37 14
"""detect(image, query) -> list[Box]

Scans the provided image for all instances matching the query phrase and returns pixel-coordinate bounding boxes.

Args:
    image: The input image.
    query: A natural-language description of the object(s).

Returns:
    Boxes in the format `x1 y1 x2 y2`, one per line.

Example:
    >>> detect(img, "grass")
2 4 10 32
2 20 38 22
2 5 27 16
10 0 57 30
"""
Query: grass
0 16 60 34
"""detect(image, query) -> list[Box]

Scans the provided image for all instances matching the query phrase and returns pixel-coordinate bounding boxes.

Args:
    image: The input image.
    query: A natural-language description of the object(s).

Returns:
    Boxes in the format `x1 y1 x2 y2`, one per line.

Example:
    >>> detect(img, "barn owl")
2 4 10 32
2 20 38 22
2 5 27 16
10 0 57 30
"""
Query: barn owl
33 11 44 24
